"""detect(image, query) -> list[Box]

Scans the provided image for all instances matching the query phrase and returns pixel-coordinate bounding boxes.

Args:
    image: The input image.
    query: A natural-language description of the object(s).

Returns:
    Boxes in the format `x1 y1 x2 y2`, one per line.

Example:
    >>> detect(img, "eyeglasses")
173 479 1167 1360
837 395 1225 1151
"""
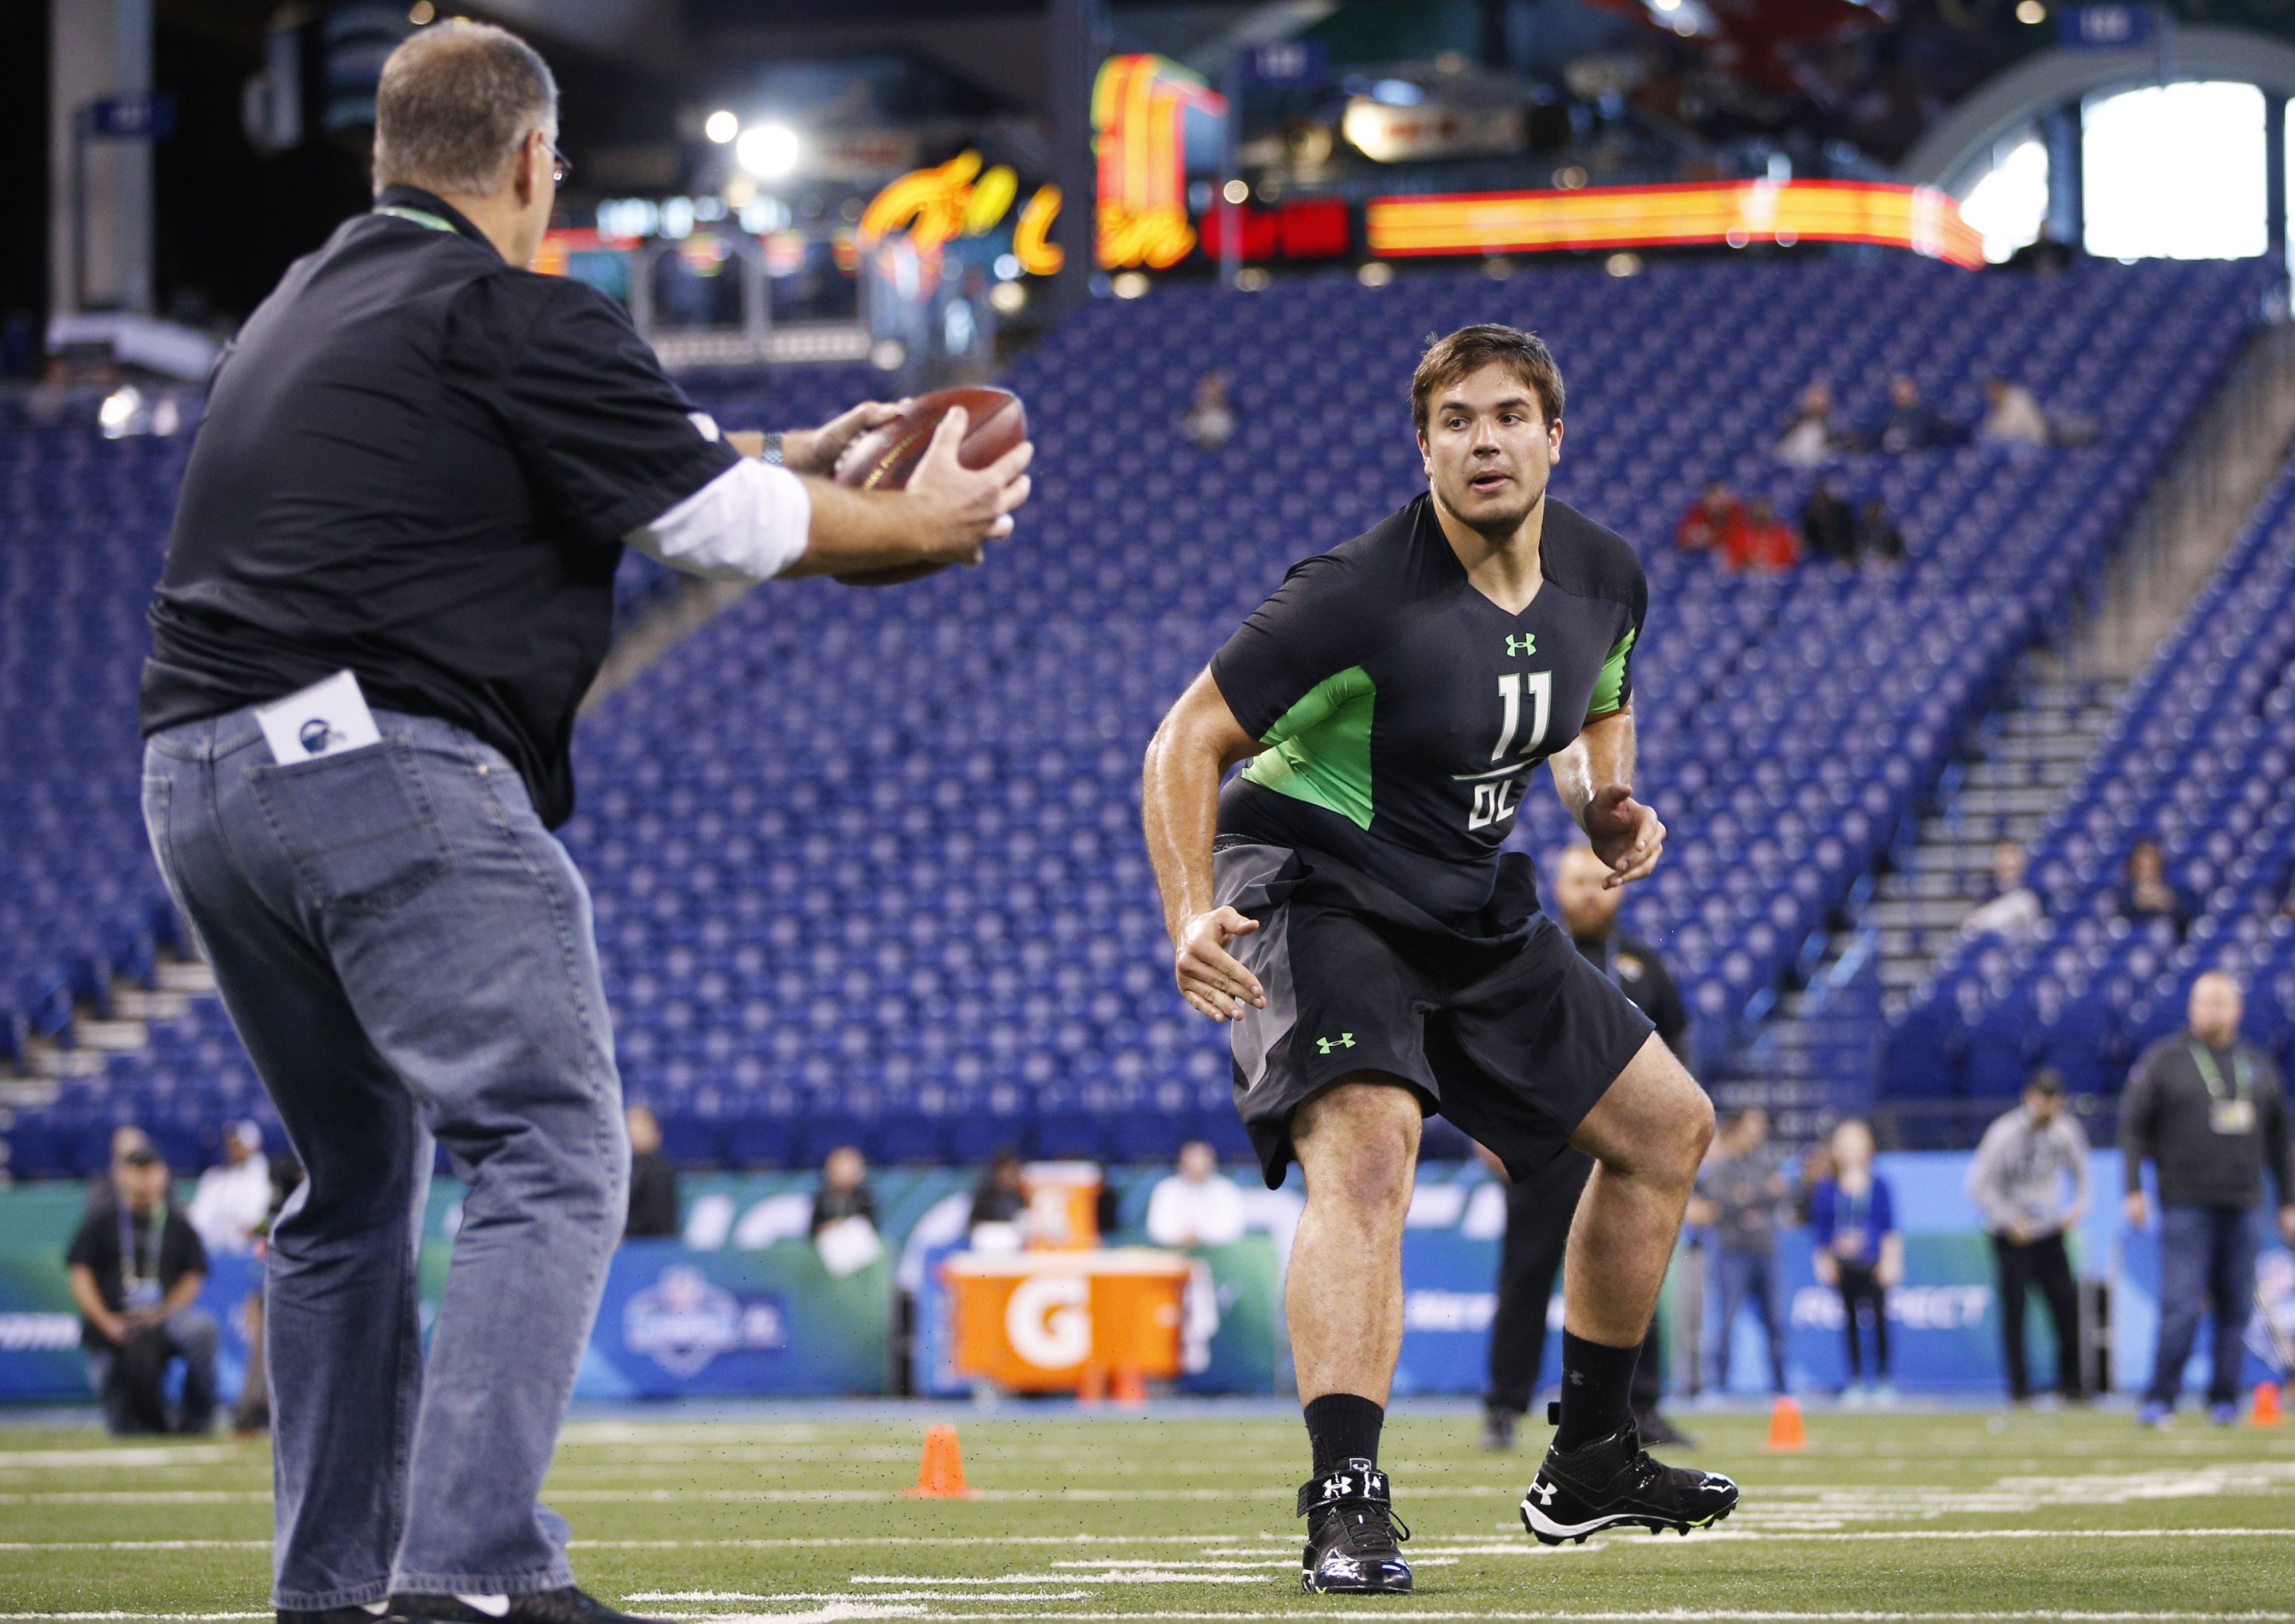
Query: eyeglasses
543 136 571 187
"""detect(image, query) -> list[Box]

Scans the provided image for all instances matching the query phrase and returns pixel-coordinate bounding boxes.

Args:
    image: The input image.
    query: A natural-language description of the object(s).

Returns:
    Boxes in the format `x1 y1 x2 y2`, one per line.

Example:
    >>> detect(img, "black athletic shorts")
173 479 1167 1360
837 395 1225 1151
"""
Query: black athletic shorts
1214 839 1655 1189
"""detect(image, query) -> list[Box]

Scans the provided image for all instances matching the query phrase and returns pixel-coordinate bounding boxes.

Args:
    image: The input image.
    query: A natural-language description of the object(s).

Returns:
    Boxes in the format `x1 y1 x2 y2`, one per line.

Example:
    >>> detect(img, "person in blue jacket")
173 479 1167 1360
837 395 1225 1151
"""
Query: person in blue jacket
1809 1118 1901 1401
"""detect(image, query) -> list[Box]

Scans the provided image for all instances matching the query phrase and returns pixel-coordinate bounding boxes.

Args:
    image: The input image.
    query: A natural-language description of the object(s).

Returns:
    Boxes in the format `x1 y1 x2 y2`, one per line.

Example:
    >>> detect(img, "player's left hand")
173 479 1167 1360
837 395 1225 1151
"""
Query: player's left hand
1585 784 1664 888
782 399 912 478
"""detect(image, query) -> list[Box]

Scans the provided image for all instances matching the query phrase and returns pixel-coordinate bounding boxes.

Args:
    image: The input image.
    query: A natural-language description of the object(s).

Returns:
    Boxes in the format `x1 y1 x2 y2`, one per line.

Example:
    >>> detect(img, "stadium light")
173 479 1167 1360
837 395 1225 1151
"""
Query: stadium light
704 109 739 145
736 122 800 178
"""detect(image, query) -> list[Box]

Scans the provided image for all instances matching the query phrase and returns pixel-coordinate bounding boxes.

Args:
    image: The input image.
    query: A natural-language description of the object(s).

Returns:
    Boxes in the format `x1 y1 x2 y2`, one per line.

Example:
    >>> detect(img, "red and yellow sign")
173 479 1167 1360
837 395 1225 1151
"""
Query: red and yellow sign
1365 180 1984 269
1093 53 1224 271
856 149 1063 279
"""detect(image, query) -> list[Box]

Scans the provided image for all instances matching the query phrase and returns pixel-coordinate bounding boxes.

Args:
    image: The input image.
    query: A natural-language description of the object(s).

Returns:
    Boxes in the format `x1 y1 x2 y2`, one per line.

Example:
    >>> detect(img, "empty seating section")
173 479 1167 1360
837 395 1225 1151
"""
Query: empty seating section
0 257 2268 1175
1890 454 2295 1106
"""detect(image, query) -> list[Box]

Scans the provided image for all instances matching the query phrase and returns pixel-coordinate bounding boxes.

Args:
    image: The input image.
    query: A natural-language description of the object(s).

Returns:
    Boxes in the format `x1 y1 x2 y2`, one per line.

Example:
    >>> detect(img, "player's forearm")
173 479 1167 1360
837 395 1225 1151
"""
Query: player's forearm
777 478 967 579
1142 720 1226 938
1553 706 1636 828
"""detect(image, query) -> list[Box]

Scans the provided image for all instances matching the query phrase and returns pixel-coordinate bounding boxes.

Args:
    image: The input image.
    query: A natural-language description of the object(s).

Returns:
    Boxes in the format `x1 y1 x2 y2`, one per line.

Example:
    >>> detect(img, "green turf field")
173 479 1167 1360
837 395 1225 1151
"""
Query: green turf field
1 1405 2290 1621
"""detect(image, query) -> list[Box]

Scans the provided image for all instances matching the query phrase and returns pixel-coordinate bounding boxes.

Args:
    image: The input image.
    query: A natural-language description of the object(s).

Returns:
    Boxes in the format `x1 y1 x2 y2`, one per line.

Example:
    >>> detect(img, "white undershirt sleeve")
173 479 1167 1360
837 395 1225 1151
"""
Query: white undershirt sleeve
621 456 812 582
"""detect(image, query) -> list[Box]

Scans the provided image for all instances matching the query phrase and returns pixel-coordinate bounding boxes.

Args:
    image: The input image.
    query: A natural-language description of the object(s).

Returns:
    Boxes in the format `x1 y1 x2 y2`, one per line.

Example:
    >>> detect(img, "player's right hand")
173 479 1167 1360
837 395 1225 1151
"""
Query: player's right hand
906 406 1033 562
1174 905 1266 1023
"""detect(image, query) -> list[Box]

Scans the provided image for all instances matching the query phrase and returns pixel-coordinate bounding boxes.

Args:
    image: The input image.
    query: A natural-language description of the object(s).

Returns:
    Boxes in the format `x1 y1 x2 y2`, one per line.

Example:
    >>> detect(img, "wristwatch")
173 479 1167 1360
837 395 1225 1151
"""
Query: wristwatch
758 432 784 466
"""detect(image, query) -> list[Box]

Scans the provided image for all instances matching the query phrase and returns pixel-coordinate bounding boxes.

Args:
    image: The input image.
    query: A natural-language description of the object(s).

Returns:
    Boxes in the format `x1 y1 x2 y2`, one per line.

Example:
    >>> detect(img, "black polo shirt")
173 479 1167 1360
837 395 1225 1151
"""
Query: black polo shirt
140 187 740 827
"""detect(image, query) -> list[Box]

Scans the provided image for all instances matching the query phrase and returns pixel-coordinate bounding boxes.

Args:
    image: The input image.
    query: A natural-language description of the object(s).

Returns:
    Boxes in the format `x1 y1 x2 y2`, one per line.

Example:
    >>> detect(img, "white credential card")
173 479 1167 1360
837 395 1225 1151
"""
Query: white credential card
255 669 383 764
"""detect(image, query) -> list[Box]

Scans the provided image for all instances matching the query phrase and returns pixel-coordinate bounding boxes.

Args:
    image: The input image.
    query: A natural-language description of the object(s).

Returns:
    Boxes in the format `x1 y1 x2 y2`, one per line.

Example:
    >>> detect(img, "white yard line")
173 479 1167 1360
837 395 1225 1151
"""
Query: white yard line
656 1611 2295 1624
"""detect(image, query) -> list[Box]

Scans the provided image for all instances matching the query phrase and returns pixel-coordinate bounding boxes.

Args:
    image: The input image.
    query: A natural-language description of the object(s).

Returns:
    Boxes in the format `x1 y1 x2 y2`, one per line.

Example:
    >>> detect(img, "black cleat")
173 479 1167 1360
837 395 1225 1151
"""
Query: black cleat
1520 1419 1738 1544
1297 1459 1413 1594
391 1591 666 1624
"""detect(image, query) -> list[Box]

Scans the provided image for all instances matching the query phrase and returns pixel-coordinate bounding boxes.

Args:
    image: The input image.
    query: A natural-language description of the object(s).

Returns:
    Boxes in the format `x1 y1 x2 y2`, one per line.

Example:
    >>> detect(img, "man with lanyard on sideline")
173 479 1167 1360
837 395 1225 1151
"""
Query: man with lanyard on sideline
1966 1069 2090 1404
1480 843 1693 1451
65 1143 219 1435
2121 972 2295 1425
136 21 1031 1624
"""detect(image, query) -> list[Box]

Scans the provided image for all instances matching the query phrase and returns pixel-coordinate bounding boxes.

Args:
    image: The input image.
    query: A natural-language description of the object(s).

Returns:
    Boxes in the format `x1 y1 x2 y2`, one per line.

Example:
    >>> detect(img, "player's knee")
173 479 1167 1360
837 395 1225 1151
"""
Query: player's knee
1300 1083 1420 1219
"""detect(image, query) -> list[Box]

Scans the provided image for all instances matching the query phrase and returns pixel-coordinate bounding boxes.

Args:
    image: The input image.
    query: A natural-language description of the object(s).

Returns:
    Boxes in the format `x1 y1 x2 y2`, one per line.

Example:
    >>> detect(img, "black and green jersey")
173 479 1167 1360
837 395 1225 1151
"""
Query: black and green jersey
1211 493 1645 920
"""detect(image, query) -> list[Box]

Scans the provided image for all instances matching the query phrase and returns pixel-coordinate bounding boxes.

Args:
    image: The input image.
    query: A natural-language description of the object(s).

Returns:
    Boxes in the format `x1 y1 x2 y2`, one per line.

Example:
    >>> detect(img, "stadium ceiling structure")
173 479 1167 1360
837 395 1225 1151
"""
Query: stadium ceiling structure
1900 25 2295 195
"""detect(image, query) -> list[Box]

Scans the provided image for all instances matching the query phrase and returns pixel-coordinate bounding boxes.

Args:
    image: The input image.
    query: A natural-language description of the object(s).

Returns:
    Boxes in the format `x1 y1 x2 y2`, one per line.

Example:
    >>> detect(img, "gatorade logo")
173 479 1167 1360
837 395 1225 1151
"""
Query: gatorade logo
1006 1273 1091 1368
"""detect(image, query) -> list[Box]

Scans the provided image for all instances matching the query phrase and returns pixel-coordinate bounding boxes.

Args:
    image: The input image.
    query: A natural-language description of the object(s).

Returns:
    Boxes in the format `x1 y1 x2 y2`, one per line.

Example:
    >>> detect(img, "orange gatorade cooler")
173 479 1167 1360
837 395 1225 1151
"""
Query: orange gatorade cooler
1019 1160 1102 1250
943 1249 1192 1393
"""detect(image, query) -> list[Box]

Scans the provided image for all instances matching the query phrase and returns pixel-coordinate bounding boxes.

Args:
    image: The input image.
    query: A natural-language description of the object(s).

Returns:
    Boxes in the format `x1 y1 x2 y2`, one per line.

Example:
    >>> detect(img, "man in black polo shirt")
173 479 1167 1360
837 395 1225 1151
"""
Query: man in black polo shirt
1480 844 1692 1451
136 22 1030 1624
65 1145 218 1435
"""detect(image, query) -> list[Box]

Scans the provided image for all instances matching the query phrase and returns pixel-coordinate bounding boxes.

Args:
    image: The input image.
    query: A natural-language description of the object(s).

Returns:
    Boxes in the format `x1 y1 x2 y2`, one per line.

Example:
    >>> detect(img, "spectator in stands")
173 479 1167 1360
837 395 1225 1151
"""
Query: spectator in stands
1962 840 2045 945
65 1144 219 1435
811 1145 879 1236
1689 1107 1790 1396
1774 380 1840 466
1732 499 1800 573
1145 1139 1247 1249
1800 482 1856 564
2122 972 2295 1426
1877 375 1944 453
970 1150 1029 1235
1853 497 1905 565
1809 1118 1900 1401
1977 376 2051 447
2118 839 2191 939
1674 480 1745 554
186 1121 271 1255
1968 1069 2089 1403
1181 371 1237 450
622 1106 678 1239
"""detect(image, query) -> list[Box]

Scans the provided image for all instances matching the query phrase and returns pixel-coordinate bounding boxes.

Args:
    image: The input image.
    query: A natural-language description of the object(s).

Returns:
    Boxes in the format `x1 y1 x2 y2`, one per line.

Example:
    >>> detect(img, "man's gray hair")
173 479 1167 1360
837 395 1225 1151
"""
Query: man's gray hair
373 19 558 196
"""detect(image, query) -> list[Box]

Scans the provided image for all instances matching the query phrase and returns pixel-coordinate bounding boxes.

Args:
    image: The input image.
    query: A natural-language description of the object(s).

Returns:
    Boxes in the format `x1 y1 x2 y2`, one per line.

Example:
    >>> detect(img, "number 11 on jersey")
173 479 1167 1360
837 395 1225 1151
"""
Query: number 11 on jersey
1467 670 1551 831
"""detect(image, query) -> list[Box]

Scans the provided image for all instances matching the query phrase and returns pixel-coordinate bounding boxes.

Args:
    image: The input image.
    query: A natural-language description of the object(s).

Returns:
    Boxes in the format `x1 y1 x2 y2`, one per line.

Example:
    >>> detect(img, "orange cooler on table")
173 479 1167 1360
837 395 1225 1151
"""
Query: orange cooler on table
943 1248 1192 1392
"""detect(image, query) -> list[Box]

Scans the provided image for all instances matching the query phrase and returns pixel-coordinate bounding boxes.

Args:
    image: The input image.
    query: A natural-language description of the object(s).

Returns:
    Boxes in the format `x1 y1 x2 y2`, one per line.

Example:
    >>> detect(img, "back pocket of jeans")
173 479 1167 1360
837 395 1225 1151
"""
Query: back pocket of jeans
249 737 453 915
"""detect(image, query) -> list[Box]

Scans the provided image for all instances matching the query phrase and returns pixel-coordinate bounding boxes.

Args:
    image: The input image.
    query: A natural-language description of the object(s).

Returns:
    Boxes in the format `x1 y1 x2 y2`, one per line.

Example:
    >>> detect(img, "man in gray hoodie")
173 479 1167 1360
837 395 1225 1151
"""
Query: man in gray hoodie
2121 972 2295 1425
1967 1070 2088 1401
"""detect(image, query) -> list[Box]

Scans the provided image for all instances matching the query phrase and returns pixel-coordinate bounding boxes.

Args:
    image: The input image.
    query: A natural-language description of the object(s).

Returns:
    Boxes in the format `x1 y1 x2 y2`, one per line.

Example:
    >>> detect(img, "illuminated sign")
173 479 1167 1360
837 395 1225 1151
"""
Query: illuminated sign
857 148 1062 280
1196 198 1351 261
1093 54 1224 270
1365 181 1985 268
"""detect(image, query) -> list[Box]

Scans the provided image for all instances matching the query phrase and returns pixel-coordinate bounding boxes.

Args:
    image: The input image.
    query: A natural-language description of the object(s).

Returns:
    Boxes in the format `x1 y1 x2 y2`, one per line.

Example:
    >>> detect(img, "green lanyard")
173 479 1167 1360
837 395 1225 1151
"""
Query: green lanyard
374 205 458 235
2189 1042 2251 1104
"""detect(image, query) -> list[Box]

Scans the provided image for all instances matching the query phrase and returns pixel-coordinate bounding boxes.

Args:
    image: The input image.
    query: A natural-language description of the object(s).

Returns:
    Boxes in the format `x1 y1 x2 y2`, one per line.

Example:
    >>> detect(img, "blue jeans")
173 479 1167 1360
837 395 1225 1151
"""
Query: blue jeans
2147 1204 2260 1408
144 708 627 1609
1704 1244 1788 1393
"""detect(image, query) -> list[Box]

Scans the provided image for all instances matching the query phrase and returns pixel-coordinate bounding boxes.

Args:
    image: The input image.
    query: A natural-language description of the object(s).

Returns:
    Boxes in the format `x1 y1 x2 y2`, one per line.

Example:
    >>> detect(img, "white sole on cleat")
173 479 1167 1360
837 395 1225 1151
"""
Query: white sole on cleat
1519 1495 1736 1545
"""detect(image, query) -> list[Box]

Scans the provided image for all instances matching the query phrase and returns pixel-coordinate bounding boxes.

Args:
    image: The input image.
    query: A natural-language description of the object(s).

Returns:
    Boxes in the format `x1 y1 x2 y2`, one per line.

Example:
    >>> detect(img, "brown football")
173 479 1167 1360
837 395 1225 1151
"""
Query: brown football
829 386 1027 586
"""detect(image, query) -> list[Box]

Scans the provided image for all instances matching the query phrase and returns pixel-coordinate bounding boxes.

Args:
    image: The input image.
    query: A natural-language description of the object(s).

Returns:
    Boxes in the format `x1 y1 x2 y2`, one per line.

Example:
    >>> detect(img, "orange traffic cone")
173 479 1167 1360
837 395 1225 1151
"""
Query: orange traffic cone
1766 1395 1806 1452
1110 1365 1148 1408
2252 1381 2284 1429
900 1423 977 1498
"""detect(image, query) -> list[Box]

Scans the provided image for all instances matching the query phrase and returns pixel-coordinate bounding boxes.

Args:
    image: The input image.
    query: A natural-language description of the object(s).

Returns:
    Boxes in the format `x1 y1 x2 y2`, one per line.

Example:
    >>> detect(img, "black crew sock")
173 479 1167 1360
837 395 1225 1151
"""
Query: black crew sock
1304 1392 1385 1478
1554 1331 1640 1452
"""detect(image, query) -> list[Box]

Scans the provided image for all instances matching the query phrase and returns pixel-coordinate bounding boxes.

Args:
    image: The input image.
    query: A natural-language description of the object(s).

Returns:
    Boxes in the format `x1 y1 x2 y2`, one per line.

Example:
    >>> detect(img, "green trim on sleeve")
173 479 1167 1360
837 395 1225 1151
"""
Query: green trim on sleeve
1586 626 1637 720
1240 665 1376 830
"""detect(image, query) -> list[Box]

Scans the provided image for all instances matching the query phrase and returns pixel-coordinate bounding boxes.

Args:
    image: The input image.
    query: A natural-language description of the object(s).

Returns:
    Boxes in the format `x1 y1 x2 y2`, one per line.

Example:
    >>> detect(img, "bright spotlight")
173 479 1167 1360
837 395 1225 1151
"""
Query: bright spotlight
2015 0 2046 19
1222 178 1250 205
735 123 800 178
704 109 739 145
